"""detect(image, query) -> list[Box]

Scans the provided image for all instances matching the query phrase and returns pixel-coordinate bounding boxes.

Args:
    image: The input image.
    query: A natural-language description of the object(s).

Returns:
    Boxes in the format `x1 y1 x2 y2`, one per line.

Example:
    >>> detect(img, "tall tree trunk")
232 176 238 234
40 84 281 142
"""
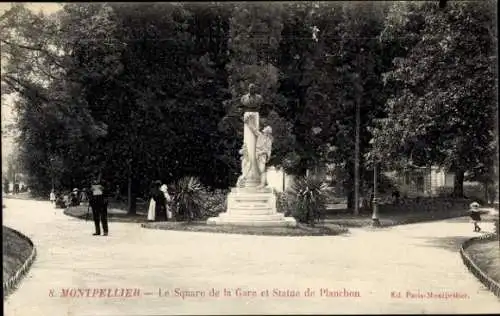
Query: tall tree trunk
127 161 137 214
453 169 465 198
484 181 489 204
345 163 355 210
354 92 361 216
127 176 137 215
347 190 355 210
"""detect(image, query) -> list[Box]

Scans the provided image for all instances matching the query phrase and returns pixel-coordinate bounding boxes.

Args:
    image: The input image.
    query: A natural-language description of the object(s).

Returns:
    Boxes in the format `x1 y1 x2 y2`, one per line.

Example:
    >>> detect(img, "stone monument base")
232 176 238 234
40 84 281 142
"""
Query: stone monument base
206 187 297 227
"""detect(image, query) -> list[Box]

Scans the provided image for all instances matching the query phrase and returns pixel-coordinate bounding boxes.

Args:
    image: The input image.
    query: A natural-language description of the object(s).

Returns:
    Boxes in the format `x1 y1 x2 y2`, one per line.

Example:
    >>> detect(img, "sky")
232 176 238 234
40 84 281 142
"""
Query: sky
0 3 62 15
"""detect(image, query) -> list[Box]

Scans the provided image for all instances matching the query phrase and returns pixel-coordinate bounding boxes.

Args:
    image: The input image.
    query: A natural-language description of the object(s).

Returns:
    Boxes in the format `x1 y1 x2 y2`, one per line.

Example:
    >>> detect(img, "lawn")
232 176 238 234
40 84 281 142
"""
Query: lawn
322 202 491 227
324 208 471 227
142 221 348 236
65 201 477 228
3 226 33 282
64 203 148 223
465 239 500 285
63 195 490 230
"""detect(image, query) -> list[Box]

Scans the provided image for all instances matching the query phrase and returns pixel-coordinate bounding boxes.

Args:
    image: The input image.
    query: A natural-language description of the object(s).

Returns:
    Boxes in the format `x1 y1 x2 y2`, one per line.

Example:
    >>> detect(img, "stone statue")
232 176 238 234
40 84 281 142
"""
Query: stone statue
245 119 273 189
239 84 264 188
206 84 296 228
240 83 263 112
236 145 250 188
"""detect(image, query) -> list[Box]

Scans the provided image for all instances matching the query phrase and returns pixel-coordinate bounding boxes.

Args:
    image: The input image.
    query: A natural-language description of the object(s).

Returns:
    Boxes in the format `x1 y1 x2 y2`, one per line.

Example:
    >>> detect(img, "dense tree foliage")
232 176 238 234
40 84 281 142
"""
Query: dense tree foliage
370 0 497 197
1 2 496 210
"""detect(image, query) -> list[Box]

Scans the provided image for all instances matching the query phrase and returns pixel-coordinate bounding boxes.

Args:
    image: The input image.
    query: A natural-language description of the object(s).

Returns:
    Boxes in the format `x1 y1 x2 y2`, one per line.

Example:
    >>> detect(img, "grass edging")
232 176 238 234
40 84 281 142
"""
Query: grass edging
141 221 349 237
2 195 46 201
460 233 500 298
325 209 470 228
3 227 37 299
63 207 147 223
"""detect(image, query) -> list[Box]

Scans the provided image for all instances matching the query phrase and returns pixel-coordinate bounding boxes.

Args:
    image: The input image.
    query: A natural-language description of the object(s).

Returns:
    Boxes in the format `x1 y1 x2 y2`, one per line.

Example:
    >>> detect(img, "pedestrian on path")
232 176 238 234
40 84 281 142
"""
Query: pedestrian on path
469 201 482 232
49 190 56 204
71 188 80 206
147 181 157 221
152 180 167 221
89 179 109 236
160 183 172 220
80 188 89 205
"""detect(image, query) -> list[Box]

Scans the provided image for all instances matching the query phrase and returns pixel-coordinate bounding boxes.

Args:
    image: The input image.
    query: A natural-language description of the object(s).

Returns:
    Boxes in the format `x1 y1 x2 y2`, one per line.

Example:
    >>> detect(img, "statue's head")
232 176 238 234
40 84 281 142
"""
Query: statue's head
248 83 256 95
263 126 272 135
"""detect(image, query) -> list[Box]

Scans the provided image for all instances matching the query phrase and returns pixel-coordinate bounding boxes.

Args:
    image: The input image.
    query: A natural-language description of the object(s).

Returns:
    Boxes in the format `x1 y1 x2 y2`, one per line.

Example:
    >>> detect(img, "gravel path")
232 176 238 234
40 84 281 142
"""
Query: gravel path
3 198 499 315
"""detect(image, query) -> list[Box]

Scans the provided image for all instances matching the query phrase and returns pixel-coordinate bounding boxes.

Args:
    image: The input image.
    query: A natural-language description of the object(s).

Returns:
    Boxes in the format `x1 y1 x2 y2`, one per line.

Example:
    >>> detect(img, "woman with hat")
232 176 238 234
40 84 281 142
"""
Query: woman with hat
160 183 172 220
152 180 167 221
147 180 167 221
71 188 80 206
469 201 482 232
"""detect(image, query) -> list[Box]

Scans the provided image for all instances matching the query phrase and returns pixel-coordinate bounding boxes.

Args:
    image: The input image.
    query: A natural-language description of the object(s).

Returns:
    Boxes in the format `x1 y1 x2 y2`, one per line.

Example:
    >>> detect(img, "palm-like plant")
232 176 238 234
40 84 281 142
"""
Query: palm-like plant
172 176 205 221
288 175 328 226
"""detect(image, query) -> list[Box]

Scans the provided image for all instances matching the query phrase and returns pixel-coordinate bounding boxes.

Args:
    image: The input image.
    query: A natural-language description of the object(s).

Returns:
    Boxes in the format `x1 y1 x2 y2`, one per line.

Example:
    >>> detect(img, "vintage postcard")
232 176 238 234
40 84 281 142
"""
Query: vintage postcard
2 1 499 315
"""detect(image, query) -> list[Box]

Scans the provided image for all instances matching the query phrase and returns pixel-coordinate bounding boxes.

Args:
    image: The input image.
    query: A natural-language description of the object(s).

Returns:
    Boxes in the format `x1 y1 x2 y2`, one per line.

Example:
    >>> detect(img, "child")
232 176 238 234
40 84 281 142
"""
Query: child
469 202 482 232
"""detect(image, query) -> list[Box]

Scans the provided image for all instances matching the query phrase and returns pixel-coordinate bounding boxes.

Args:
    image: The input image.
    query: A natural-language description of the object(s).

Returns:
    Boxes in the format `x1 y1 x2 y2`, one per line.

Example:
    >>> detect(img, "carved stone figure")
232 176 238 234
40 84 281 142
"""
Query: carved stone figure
245 121 273 189
236 145 251 188
206 83 296 227
240 83 263 112
239 84 264 188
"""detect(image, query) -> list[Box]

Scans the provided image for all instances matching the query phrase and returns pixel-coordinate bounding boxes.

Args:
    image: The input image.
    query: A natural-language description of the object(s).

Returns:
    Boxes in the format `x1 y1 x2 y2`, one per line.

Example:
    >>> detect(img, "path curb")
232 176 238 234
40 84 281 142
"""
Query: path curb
460 232 500 298
3 227 37 299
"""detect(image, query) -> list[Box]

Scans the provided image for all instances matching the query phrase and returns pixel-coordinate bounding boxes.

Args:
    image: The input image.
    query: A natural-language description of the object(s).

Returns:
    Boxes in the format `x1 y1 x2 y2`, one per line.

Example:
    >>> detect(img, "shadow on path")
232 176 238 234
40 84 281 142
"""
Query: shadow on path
414 234 488 252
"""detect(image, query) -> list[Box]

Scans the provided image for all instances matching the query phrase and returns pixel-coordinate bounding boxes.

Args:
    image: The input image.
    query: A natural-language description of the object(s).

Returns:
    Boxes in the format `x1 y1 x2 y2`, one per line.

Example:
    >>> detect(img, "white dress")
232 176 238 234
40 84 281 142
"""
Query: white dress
147 198 156 221
160 184 172 219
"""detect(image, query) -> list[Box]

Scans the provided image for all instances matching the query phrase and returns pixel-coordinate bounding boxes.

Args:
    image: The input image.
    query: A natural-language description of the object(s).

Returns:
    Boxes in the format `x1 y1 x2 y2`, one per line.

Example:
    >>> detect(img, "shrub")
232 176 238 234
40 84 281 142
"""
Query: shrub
377 173 398 194
200 189 227 219
287 175 328 226
464 183 486 204
172 176 205 221
275 191 294 216
436 187 454 197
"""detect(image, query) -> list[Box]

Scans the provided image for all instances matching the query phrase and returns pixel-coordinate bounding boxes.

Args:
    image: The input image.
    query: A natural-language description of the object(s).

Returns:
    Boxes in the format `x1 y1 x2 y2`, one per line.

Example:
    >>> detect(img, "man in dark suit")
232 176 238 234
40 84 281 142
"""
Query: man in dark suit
89 178 109 236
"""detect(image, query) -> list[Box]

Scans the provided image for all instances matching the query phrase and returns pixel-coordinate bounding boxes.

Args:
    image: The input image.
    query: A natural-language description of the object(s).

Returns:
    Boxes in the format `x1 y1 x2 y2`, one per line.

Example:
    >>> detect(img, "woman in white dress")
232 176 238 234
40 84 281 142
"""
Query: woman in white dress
50 190 56 204
147 181 157 221
160 183 172 220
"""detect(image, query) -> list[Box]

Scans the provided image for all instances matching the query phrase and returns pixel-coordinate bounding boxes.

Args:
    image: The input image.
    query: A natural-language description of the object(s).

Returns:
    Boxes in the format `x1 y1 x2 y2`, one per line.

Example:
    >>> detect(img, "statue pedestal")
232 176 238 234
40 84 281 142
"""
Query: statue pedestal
207 187 297 227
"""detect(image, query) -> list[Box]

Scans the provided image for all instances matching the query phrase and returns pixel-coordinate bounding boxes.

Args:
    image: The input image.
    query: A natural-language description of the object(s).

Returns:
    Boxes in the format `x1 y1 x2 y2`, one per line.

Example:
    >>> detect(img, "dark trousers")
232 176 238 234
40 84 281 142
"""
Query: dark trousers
91 196 108 234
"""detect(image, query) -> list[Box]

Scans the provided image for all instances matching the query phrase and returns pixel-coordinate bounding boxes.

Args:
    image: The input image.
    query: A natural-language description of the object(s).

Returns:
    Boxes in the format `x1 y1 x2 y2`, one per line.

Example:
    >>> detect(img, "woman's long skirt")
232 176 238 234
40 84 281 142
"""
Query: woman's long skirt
147 198 156 221
155 204 167 221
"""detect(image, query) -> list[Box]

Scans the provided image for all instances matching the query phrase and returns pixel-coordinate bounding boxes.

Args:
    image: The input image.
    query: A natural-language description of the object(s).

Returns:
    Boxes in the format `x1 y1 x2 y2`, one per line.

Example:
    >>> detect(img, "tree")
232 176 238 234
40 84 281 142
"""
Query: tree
222 2 296 177
371 1 497 197
1 3 109 195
